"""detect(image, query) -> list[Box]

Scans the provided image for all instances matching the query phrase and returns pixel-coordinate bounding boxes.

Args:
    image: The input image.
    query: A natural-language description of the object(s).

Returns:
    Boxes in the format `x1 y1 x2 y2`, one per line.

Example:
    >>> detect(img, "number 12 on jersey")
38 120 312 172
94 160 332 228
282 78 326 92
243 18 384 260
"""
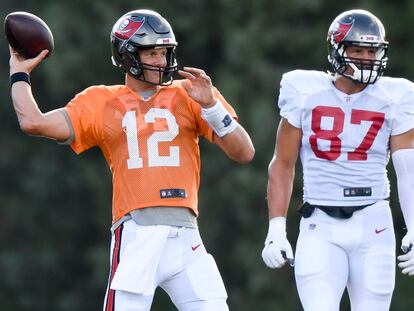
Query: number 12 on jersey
122 109 180 169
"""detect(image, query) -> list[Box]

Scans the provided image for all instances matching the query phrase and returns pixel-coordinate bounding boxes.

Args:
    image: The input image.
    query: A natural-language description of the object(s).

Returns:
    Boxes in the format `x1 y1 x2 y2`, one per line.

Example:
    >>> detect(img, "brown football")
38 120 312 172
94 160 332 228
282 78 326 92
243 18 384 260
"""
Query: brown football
4 11 54 59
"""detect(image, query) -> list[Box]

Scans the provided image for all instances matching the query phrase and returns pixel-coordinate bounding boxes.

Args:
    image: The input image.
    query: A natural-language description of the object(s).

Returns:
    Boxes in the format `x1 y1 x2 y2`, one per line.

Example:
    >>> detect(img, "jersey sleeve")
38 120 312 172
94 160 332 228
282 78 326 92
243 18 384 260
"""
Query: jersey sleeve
193 87 238 142
278 71 302 128
391 81 414 135
63 86 102 154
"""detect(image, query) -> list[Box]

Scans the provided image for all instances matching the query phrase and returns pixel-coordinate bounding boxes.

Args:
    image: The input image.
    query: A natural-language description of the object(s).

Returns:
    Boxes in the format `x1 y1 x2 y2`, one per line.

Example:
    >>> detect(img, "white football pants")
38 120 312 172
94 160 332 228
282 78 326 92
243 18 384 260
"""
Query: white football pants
295 200 395 311
103 219 228 311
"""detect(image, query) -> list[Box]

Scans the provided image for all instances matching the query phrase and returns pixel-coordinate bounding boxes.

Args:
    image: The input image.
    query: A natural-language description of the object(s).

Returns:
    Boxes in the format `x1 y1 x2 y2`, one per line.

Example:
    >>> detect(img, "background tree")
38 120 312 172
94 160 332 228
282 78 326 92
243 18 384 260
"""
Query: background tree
0 0 413 310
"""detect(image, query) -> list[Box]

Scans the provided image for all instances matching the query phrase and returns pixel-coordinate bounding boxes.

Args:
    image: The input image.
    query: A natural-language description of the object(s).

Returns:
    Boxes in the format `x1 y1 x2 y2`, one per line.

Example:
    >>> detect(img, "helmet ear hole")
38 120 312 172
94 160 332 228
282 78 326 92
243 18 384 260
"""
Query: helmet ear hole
110 9 178 85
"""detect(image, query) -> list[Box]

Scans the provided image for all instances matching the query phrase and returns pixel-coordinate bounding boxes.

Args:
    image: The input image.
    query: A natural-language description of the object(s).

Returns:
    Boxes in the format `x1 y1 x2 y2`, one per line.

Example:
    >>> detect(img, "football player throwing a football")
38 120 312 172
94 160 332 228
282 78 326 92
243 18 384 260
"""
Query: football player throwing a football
8 9 254 311
261 9 414 311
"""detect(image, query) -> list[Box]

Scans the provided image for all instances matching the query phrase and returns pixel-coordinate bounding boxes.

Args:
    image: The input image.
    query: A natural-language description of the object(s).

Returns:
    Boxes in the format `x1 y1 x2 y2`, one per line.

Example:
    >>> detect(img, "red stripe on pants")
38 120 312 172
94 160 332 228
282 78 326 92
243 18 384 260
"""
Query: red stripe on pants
105 224 123 311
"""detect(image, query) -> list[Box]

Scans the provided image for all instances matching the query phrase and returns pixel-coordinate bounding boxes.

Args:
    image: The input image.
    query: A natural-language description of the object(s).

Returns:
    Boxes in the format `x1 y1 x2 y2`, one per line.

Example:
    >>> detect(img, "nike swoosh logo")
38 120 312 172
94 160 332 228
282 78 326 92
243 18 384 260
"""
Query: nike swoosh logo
191 244 201 251
375 227 387 234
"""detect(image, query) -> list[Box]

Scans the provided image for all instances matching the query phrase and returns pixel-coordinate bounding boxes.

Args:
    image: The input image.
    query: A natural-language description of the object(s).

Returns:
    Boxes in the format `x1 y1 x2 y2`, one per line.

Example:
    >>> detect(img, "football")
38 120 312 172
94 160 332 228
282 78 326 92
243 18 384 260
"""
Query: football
4 11 54 59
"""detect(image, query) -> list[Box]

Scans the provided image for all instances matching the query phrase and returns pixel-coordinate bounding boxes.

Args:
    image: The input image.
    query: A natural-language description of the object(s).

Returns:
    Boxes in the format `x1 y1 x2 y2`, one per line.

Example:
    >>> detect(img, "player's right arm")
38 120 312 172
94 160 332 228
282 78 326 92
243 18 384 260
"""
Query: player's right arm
262 71 304 269
9 46 71 142
267 118 302 218
262 118 301 269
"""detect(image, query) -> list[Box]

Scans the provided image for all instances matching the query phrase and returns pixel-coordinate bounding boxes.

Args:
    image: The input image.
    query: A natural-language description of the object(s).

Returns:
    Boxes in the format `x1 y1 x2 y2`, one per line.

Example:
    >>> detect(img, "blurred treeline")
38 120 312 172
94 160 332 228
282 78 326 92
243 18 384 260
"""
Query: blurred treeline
1 0 413 310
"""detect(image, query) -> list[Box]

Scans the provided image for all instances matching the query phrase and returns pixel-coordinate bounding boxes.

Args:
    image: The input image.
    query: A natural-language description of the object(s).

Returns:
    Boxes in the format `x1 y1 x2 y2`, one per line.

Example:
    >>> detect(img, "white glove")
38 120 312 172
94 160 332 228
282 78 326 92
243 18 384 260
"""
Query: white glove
262 217 294 268
398 232 414 276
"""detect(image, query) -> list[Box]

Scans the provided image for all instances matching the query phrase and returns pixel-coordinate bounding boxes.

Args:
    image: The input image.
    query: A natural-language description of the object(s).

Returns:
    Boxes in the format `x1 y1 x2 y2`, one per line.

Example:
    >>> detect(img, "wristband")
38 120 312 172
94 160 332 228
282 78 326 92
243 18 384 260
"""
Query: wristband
10 72 31 87
201 100 238 137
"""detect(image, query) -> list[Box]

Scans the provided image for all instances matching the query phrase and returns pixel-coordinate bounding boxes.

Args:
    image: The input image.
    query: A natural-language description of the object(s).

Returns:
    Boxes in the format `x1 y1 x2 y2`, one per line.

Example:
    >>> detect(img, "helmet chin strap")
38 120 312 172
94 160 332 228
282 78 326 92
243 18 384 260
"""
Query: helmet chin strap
330 72 342 81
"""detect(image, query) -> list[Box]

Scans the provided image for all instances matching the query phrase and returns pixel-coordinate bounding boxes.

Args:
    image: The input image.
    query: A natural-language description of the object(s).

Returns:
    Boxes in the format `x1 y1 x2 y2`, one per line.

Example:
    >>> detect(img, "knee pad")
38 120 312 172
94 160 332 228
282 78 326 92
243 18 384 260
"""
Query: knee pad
364 246 395 295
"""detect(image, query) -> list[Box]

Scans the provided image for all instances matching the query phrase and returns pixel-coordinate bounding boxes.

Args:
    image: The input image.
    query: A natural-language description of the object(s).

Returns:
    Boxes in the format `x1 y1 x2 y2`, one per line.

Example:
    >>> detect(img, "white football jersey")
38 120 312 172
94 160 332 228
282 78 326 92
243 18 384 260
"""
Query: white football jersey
278 70 414 206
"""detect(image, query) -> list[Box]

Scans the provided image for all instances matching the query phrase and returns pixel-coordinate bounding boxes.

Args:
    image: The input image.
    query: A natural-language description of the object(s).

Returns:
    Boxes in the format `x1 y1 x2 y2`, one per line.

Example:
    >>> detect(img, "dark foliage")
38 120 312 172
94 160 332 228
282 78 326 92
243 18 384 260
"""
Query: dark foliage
0 0 412 310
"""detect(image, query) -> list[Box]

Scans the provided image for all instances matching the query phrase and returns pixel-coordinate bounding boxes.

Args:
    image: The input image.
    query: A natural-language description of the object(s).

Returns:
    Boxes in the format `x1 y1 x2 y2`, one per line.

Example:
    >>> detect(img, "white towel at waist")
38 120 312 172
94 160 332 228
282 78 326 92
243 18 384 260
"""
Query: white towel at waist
110 223 171 295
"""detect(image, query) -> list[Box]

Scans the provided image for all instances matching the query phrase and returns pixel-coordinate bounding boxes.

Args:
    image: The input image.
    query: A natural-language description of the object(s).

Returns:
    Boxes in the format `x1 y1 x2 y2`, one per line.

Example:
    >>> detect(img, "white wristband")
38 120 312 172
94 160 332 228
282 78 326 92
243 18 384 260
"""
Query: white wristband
201 100 238 137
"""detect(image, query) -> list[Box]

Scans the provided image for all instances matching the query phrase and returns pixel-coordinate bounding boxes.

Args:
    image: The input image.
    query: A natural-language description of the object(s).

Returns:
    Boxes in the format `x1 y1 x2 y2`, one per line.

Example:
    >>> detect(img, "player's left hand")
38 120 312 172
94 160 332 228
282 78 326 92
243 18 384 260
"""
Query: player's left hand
178 67 216 108
398 232 414 276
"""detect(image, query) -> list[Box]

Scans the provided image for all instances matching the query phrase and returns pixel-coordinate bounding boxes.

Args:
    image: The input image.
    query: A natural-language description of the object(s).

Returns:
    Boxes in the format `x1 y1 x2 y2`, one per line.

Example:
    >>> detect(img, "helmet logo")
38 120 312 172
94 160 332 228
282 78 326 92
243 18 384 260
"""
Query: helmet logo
331 20 353 43
115 17 145 40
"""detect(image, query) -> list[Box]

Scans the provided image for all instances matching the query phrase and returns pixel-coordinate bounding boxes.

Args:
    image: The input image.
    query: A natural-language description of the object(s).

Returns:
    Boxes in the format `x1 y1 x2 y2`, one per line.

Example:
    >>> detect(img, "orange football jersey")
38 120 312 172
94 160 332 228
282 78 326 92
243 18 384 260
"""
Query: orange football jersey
64 81 237 223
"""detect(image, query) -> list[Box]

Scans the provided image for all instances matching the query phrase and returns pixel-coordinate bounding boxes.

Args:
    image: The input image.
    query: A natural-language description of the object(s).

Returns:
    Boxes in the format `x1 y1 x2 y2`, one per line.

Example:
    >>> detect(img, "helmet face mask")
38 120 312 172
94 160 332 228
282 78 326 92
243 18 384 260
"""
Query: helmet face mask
327 9 389 84
111 10 178 85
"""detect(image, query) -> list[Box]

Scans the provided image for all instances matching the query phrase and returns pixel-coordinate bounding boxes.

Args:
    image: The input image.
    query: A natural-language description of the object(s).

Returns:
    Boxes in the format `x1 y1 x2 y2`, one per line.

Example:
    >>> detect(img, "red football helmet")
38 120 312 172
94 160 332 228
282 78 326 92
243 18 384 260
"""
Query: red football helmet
111 9 178 85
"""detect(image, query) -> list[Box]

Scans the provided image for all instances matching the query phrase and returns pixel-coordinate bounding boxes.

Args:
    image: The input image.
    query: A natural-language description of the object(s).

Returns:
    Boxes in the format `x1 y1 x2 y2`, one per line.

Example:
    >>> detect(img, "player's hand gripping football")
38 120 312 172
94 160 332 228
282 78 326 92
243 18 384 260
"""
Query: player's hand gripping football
398 232 414 276
178 67 216 108
262 217 294 268
9 46 48 75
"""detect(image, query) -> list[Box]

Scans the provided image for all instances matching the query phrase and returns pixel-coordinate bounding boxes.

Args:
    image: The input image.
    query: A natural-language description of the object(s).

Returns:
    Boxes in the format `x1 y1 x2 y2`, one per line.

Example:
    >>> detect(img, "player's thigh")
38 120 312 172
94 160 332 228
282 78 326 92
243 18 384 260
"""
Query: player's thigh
347 244 394 311
295 220 348 311
161 252 228 311
104 220 166 310
347 205 395 311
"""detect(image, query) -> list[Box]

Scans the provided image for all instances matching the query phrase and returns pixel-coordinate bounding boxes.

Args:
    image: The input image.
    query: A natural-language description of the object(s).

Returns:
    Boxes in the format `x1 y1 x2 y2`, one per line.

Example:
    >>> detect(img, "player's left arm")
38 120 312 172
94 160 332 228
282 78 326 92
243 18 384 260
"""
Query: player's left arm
178 66 254 163
212 125 254 164
390 128 414 275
